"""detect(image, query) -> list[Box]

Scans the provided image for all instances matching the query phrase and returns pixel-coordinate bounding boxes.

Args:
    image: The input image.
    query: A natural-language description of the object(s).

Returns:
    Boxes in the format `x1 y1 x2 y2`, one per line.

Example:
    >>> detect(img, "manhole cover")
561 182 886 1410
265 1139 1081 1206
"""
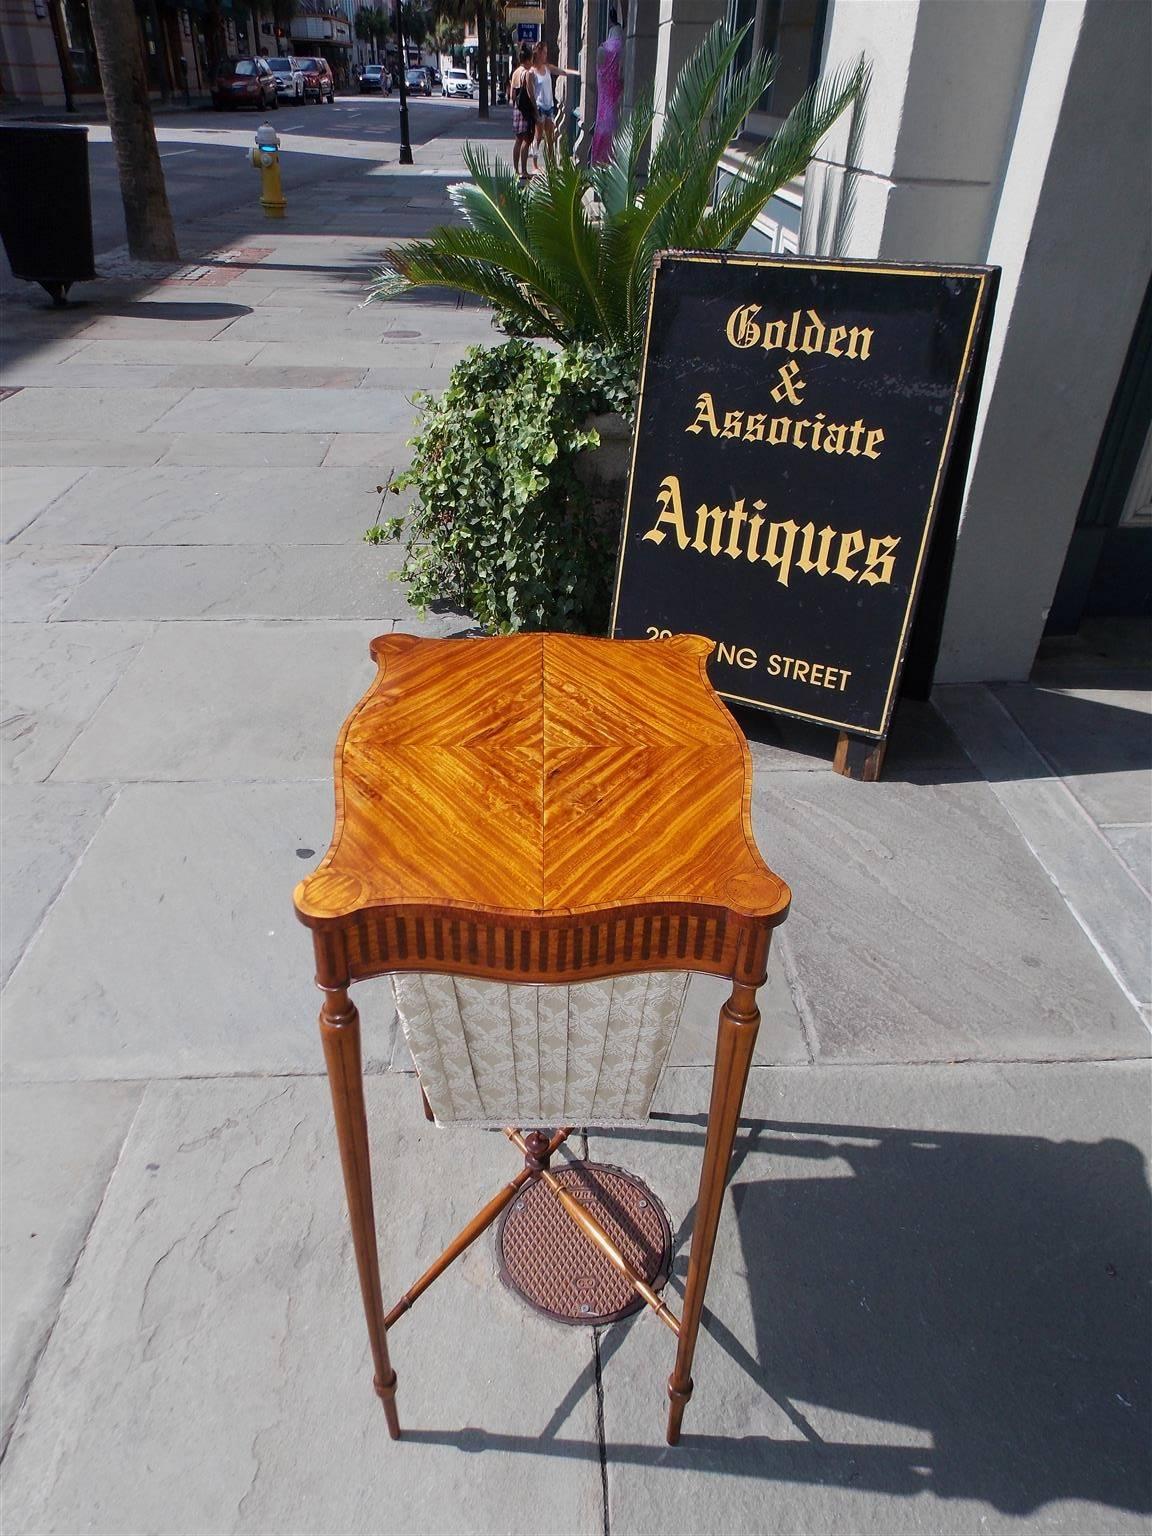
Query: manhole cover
497 1161 672 1326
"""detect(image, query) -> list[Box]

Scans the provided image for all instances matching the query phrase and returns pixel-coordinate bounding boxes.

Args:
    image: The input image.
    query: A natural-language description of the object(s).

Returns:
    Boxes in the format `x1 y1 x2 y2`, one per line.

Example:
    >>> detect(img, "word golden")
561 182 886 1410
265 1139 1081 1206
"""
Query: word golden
642 475 901 590
725 304 874 360
686 391 885 459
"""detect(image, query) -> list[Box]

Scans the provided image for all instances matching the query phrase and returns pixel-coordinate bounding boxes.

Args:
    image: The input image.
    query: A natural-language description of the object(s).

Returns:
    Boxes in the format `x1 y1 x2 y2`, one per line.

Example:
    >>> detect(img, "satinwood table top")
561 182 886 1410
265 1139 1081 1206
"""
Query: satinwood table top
294 633 790 986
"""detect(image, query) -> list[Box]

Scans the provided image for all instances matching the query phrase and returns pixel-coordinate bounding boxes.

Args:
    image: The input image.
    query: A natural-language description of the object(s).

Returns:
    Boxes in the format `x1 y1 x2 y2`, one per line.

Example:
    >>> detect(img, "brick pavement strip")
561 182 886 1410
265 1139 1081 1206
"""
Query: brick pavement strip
1 115 1149 1535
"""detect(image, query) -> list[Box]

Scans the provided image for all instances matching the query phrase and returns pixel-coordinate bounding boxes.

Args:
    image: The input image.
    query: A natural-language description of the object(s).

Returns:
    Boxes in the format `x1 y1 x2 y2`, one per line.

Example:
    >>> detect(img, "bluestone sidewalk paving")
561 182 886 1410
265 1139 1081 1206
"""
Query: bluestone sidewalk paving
1 112 1149 1533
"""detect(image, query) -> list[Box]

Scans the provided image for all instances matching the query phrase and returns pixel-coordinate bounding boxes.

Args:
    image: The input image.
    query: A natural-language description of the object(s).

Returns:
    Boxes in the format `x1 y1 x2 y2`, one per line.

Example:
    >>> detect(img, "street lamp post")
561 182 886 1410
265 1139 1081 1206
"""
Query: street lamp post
395 0 413 165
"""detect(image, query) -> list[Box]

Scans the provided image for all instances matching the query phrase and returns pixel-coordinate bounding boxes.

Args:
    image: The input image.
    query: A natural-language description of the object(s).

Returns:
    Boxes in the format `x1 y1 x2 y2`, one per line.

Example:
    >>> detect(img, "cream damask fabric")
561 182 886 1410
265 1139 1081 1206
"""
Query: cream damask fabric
390 973 691 1126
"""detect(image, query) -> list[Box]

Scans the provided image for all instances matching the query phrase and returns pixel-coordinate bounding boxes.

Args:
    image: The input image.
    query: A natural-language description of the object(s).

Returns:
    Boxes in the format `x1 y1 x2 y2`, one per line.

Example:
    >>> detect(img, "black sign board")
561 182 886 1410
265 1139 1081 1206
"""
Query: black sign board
610 253 996 741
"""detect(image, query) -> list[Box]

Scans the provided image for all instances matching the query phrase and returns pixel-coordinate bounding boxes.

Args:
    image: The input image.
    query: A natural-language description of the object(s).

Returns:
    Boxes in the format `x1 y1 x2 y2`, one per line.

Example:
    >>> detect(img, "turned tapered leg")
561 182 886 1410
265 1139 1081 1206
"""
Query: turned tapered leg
666 977 761 1445
319 986 400 1438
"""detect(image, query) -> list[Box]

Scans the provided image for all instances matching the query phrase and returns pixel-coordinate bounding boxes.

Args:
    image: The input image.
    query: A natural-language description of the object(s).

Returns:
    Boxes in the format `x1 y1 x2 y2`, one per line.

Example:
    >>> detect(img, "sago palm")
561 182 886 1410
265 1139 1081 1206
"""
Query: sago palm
370 23 865 366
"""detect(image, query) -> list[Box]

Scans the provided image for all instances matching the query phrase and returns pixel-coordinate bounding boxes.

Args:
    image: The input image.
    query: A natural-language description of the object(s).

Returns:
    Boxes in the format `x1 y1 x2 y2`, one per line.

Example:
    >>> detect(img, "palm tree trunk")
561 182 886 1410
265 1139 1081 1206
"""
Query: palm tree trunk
474 1 488 120
86 0 178 260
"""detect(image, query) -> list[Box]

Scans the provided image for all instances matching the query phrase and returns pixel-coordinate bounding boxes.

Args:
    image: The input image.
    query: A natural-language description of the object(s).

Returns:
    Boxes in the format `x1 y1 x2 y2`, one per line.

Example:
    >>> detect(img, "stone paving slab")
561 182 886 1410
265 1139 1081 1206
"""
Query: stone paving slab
1 545 112 621
160 364 369 390
323 432 417 468
592 1059 1152 1536
72 338 264 366
14 466 387 546
249 340 439 369
0 1081 143 1451
667 960 810 1067
1 436 172 467
0 362 179 389
0 387 191 437
0 467 89 542
1 621 154 783
0 1077 605 1535
0 782 114 982
750 769 1149 1062
50 620 386 783
0 780 397 1080
148 385 411 435
937 685 1151 1011
993 679 1152 827
157 432 332 467
56 543 408 621
1104 824 1152 889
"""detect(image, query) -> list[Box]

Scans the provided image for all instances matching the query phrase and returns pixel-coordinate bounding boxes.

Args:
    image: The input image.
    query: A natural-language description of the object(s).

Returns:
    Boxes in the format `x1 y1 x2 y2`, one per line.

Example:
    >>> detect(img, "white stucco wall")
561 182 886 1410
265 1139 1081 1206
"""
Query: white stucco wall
816 0 1152 681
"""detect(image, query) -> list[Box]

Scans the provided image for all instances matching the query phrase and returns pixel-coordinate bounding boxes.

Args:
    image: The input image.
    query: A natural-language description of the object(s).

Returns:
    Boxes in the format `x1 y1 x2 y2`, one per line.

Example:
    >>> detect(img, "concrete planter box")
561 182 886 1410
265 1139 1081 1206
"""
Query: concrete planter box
576 411 632 488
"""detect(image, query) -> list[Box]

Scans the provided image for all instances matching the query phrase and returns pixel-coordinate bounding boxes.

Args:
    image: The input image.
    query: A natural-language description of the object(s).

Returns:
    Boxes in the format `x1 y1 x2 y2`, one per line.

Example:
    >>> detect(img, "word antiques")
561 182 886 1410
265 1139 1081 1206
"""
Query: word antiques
642 474 900 589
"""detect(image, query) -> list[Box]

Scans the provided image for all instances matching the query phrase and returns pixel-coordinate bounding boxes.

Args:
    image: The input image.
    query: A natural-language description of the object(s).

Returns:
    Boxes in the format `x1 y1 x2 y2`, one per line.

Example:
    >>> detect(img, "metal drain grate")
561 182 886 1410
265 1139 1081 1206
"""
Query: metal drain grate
497 1161 672 1326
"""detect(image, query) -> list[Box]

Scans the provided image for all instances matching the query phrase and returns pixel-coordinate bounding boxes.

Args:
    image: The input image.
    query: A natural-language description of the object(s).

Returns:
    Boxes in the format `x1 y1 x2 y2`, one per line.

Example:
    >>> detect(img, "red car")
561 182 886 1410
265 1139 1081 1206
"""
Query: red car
297 56 335 104
211 56 279 111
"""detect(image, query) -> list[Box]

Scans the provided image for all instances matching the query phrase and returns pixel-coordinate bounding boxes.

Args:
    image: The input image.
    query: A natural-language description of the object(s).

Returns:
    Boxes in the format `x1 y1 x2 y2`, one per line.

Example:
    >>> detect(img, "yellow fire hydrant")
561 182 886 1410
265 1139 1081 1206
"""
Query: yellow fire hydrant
250 123 286 219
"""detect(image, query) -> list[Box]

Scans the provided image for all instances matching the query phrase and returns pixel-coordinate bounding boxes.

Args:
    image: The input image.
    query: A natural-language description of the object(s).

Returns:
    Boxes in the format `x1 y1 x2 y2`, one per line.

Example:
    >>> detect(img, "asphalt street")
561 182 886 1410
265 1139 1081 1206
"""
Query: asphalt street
32 92 478 264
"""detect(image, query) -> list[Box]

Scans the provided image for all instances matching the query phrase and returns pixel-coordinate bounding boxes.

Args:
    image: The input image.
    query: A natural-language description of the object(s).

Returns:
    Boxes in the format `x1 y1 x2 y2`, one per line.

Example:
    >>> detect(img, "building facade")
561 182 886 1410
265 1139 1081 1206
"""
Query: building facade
0 0 355 106
554 0 1151 681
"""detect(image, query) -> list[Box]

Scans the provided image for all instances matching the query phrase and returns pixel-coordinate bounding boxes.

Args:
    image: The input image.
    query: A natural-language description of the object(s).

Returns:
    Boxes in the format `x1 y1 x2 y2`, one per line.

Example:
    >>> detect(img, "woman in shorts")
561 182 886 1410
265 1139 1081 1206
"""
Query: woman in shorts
530 41 579 171
510 43 537 181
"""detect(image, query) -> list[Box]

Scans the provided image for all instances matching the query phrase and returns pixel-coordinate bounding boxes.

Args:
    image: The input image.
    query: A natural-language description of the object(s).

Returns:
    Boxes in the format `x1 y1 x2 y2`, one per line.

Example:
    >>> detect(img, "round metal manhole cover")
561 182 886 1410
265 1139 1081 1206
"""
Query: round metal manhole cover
497 1161 672 1326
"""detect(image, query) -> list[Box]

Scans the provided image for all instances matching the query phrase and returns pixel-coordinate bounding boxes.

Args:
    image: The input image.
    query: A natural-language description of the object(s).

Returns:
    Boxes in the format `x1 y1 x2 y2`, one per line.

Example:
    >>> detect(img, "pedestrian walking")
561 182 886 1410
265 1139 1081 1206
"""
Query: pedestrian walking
510 42 537 182
530 42 580 172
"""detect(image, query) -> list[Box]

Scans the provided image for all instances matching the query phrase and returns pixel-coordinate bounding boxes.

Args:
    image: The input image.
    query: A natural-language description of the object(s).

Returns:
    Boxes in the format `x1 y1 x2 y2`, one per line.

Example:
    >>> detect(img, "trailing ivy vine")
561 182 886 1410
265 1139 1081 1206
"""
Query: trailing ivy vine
370 339 635 634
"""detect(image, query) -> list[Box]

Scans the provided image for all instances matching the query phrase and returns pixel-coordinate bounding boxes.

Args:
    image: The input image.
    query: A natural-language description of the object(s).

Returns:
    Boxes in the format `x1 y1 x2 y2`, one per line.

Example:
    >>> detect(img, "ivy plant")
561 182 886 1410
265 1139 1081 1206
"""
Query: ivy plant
372 339 635 634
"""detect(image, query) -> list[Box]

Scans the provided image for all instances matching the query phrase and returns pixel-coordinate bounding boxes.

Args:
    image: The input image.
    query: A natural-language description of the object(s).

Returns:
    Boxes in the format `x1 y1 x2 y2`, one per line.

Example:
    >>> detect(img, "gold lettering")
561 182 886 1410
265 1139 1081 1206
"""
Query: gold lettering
743 412 767 442
833 530 866 581
811 412 826 450
642 474 690 548
863 427 885 459
767 416 791 446
822 423 847 454
796 523 835 577
838 669 852 691
770 359 805 406
767 654 782 676
809 664 825 686
793 660 811 683
792 418 811 449
799 309 826 354
721 410 744 439
762 318 788 351
686 392 720 437
847 419 867 456
725 304 762 348
826 324 847 357
860 534 900 586
725 500 748 559
765 518 801 587
692 503 725 557
845 325 873 360
746 509 766 562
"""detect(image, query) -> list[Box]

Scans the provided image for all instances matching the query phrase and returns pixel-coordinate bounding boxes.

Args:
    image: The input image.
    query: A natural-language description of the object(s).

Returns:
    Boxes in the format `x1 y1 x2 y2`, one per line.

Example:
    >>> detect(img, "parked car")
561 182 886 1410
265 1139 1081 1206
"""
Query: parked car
297 55 335 103
358 63 389 94
211 56 279 111
405 67 432 95
441 67 473 98
265 55 305 100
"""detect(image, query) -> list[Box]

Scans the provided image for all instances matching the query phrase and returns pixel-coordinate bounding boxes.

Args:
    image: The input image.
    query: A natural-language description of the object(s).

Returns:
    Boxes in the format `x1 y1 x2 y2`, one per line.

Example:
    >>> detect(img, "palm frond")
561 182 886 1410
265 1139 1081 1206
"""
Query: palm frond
697 56 866 249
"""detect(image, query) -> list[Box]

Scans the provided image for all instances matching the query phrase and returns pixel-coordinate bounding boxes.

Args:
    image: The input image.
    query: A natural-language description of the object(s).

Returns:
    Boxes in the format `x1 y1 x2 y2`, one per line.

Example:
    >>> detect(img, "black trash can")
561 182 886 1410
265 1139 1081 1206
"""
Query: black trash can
0 122 95 305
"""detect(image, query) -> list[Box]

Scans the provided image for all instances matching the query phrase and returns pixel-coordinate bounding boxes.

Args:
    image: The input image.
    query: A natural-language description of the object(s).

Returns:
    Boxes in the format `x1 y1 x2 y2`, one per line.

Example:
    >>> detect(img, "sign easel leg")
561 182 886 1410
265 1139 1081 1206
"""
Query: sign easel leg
834 731 887 782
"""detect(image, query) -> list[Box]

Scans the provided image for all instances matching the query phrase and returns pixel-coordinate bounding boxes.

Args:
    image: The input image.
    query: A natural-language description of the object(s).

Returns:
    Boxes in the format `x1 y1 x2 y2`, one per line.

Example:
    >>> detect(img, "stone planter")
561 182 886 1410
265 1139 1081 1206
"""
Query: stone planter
576 411 632 489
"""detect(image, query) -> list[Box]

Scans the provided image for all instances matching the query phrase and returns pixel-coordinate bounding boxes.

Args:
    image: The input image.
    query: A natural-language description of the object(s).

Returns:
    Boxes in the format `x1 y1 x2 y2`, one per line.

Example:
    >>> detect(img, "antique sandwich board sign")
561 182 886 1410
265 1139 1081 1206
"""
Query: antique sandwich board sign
610 252 997 777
